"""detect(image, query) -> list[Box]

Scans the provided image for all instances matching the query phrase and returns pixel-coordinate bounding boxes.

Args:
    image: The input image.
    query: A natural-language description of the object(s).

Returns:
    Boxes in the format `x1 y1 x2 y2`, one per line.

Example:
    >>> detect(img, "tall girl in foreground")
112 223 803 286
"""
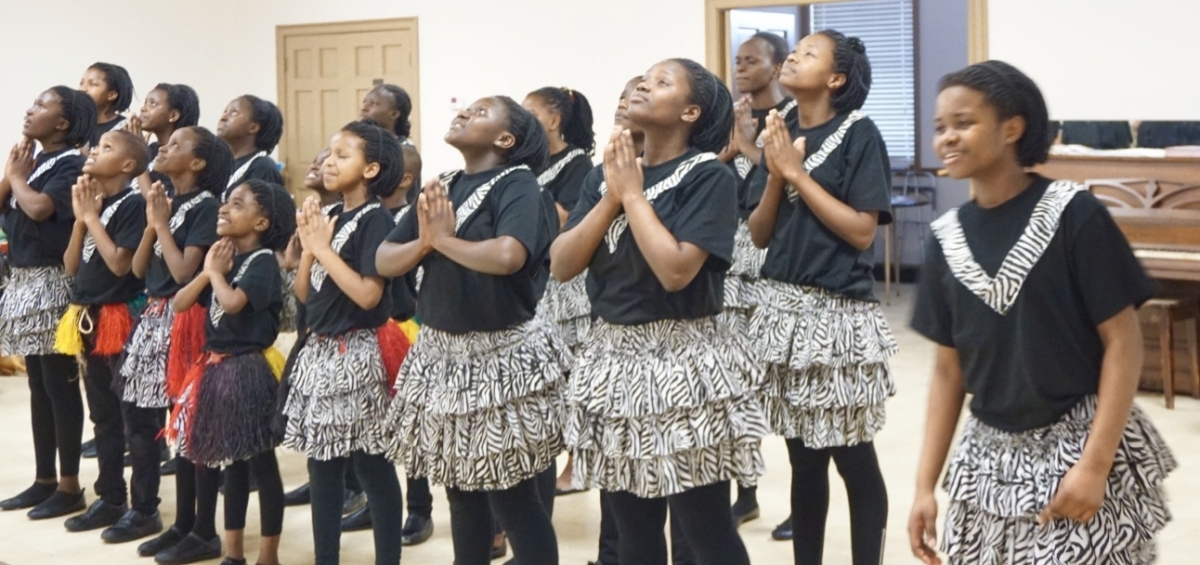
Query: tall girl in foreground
552 59 766 565
908 61 1175 565
747 31 895 565
283 121 406 565
379 95 565 565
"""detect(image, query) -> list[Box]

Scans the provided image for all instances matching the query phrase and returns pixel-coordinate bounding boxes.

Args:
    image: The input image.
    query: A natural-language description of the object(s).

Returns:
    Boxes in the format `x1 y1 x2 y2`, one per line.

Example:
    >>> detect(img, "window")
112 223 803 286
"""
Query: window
809 0 916 163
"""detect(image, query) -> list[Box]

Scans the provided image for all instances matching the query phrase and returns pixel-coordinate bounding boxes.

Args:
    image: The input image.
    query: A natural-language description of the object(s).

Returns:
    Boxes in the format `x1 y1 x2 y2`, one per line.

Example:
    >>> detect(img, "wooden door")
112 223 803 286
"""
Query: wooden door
276 18 419 199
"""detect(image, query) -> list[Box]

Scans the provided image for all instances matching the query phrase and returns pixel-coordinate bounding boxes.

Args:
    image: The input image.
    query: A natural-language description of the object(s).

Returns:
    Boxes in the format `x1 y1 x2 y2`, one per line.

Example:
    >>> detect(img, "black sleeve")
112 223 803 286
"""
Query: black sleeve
235 252 281 312
112 196 147 250
564 167 603 231
910 240 956 347
842 120 893 219
740 164 769 213
354 210 393 278
492 174 542 257
671 163 737 267
183 201 219 248
387 208 417 244
246 159 285 186
39 157 84 222
552 157 591 212
1066 195 1156 326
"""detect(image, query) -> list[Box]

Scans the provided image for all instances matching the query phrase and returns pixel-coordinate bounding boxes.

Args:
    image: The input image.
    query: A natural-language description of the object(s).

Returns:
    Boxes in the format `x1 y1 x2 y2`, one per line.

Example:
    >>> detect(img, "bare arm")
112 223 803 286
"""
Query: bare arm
171 271 210 312
308 245 386 310
81 214 135 277
209 270 250 315
784 168 880 251
908 345 966 565
64 220 86 277
375 240 429 278
294 251 314 304
549 196 621 282
748 173 786 248
131 227 156 279
622 191 709 292
433 236 527 276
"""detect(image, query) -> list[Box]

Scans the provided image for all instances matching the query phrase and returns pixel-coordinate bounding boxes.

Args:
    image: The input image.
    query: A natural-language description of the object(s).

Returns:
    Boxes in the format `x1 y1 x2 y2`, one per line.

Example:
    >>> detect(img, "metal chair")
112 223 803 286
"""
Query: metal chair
884 168 937 303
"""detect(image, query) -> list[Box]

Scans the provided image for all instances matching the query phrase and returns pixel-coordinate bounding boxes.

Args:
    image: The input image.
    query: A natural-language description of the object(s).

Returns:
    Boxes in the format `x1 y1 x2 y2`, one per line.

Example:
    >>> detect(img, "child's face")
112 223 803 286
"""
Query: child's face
217 98 255 141
613 78 642 134
360 87 399 130
322 132 377 192
217 183 268 238
139 88 173 132
79 67 114 113
627 61 698 130
23 90 66 140
83 132 133 178
154 128 199 176
521 95 556 137
445 97 511 151
735 38 779 95
779 34 840 95
305 148 332 191
934 85 1021 180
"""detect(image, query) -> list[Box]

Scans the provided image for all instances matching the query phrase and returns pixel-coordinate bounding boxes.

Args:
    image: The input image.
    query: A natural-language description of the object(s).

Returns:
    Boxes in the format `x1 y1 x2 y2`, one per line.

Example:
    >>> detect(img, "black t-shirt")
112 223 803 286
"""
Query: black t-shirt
539 147 592 213
387 205 419 321
3 147 85 267
71 188 147 305
757 112 893 302
388 166 546 333
89 117 127 148
144 191 220 298
735 98 799 220
911 176 1155 432
565 149 737 325
205 248 282 354
224 153 284 199
305 200 393 336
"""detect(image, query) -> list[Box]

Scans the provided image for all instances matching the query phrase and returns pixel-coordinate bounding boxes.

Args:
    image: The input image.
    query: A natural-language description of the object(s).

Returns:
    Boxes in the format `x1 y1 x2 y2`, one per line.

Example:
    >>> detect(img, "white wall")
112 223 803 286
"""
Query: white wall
989 0 1200 121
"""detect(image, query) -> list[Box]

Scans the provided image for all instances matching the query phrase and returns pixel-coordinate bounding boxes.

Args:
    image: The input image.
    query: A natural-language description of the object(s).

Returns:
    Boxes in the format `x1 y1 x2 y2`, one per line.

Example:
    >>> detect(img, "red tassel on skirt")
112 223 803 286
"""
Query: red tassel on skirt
376 321 411 397
94 303 134 356
167 303 207 401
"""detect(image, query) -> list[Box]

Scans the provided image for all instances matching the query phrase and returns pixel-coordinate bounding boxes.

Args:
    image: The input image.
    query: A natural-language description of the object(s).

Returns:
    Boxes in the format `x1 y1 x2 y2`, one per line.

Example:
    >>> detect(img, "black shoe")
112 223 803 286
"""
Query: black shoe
401 513 433 546
138 526 185 557
160 457 179 476
341 504 372 531
64 499 128 532
342 490 367 515
1 482 57 510
101 509 163 543
154 532 222 565
771 515 793 541
82 439 98 458
731 498 760 527
27 489 86 520
283 483 310 506
218 559 246 565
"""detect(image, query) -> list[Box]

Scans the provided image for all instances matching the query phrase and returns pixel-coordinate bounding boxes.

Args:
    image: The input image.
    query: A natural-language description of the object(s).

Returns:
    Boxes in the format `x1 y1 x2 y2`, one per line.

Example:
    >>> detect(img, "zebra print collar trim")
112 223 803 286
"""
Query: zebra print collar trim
537 149 587 187
931 180 1085 315
393 204 411 224
82 189 137 263
598 152 717 253
734 100 801 181
786 110 865 202
226 151 268 190
210 248 274 326
154 191 215 257
436 165 529 233
310 201 382 292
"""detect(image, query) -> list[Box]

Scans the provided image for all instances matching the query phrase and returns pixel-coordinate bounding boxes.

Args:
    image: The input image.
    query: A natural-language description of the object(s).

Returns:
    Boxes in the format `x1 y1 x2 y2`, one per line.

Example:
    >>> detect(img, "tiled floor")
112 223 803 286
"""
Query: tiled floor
0 285 1195 564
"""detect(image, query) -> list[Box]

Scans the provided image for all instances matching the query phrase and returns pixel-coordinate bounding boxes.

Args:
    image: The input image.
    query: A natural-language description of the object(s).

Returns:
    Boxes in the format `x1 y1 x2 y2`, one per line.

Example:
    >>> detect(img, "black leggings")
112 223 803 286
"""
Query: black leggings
447 475 556 565
182 457 222 541
123 402 165 514
787 440 888 565
26 354 83 480
223 451 284 536
606 481 749 565
308 452 402 565
82 351 126 505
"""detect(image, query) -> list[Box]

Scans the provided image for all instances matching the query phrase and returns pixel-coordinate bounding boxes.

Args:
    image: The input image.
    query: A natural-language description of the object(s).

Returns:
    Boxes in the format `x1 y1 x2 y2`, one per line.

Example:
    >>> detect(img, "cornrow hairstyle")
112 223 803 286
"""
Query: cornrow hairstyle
240 95 284 153
750 31 790 66
186 126 235 196
240 179 297 252
668 58 735 154
377 84 413 140
340 120 404 198
155 83 201 128
812 30 872 113
88 62 134 113
107 129 151 177
939 60 1051 167
48 86 98 149
530 86 596 155
495 96 549 172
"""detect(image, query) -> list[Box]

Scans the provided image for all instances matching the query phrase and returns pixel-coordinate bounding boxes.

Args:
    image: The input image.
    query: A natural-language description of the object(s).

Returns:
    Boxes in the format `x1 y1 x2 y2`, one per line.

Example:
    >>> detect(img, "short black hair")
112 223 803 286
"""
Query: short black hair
495 96 549 172
749 32 790 66
668 58 735 153
185 126 234 196
106 129 151 177
48 86 97 149
155 83 200 128
813 30 872 113
238 179 296 252
240 95 284 153
530 86 596 155
401 145 422 205
88 62 134 113
939 60 1051 167
340 120 405 198
376 84 413 140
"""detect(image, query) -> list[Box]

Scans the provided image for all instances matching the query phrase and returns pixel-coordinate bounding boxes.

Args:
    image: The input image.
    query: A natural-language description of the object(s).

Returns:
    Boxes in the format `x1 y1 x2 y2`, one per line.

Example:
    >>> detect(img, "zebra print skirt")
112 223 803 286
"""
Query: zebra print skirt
279 267 298 334
749 279 897 448
0 266 71 355
388 316 569 491
721 221 766 336
118 297 174 408
172 351 278 468
566 316 768 499
538 273 591 350
942 396 1175 564
282 329 394 461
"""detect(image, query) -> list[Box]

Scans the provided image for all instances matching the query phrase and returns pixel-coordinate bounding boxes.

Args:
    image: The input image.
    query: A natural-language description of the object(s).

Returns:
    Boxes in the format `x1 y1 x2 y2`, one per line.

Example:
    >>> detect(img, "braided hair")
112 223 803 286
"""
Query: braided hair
155 83 201 128
529 86 595 155
340 120 404 198
376 84 413 140
495 96 549 172
186 126 235 196
750 31 790 66
48 86 98 148
240 95 284 153
668 58 735 153
813 30 872 113
939 60 1051 167
239 179 296 252
88 62 134 113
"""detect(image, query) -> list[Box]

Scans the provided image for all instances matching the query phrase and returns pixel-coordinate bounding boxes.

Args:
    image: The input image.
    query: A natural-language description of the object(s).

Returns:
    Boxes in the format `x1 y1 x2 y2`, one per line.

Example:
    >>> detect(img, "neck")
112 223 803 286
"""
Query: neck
38 137 69 154
632 134 646 157
151 125 176 145
971 162 1034 209
639 126 691 167
793 89 837 129
381 187 410 210
227 139 259 159
748 86 785 111
98 109 119 124
232 236 262 256
547 136 569 155
460 149 505 175
315 189 340 207
341 186 369 210
96 175 128 198
168 173 199 197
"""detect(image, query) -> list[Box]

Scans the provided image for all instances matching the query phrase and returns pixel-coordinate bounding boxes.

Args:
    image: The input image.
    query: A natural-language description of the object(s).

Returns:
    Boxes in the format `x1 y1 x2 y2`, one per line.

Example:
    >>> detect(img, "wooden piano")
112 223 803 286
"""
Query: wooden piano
1037 154 1200 394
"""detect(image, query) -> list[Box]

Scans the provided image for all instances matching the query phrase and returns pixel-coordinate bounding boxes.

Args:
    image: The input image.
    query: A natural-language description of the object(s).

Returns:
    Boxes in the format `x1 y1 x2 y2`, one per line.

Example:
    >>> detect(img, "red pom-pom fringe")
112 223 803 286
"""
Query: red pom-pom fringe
94 303 134 356
167 303 207 401
377 322 411 398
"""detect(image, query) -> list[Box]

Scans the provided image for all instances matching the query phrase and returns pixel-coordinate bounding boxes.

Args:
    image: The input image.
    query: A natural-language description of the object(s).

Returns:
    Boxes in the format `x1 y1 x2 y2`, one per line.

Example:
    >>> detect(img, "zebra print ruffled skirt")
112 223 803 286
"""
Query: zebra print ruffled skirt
118 297 173 408
538 273 591 350
942 396 1175 564
173 351 278 468
566 316 769 499
282 329 394 460
0 266 71 356
388 316 569 491
720 221 767 335
749 280 897 448
279 267 298 334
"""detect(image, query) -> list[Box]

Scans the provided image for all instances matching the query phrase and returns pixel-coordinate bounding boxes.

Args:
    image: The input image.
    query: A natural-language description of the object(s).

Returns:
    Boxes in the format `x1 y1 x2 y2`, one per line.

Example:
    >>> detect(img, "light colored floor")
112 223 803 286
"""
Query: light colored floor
0 284 1196 565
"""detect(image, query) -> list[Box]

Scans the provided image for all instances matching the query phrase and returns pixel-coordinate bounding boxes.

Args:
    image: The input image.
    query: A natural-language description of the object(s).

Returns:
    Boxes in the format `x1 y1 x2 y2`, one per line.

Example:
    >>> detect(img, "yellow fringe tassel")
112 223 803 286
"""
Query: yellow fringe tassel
397 318 421 345
264 346 286 381
53 305 87 356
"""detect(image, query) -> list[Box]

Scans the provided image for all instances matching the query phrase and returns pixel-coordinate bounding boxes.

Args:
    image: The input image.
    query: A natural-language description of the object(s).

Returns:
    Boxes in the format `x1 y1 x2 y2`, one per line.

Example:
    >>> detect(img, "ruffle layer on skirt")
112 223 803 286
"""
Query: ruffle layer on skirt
279 267 298 334
942 396 1176 565
566 316 768 498
538 274 591 350
118 297 173 408
282 329 393 460
729 220 765 278
172 352 278 467
0 266 71 356
389 316 569 490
